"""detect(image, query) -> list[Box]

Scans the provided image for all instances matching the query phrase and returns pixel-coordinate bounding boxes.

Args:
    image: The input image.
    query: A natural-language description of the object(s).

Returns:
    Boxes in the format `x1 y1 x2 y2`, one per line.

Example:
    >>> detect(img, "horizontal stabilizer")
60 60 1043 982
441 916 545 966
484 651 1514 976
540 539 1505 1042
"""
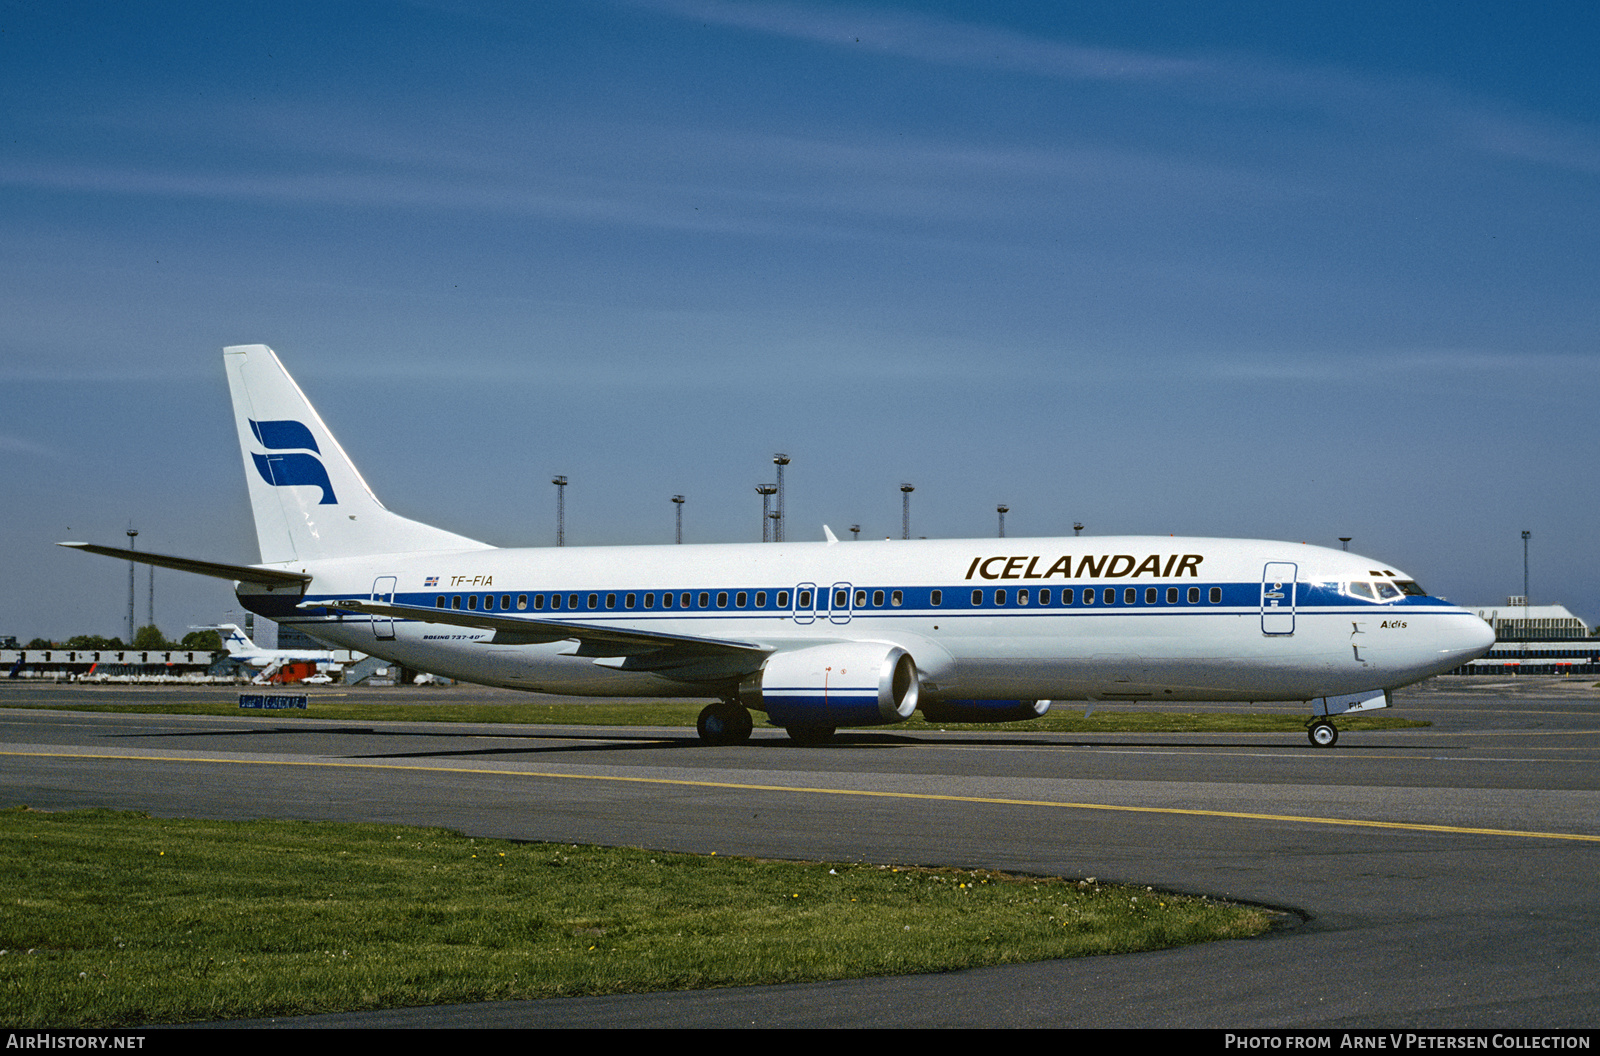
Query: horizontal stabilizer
58 542 311 589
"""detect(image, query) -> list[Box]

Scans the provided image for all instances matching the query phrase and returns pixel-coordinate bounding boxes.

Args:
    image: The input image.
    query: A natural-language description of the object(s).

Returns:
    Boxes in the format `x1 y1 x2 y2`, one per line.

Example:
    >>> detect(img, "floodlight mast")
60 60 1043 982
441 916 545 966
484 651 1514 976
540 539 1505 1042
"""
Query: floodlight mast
126 526 138 643
900 483 914 540
997 504 1008 538
552 476 567 547
772 455 789 542
756 484 777 542
672 495 685 544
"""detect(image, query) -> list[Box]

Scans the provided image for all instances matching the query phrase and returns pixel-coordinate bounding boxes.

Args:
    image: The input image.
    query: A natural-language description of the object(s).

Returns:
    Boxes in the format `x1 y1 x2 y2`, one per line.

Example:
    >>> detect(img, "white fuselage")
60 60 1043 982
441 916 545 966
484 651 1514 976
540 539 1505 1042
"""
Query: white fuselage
241 535 1494 704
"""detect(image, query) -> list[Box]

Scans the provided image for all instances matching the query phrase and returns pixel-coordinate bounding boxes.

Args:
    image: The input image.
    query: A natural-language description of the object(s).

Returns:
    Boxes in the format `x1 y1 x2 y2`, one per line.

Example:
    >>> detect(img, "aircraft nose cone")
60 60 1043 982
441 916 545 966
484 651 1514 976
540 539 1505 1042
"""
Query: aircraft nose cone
1448 614 1496 663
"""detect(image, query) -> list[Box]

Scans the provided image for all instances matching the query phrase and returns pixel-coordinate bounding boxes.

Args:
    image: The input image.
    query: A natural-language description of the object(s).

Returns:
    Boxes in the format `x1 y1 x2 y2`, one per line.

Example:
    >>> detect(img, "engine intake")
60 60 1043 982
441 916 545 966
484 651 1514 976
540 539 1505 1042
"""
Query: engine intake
741 643 918 728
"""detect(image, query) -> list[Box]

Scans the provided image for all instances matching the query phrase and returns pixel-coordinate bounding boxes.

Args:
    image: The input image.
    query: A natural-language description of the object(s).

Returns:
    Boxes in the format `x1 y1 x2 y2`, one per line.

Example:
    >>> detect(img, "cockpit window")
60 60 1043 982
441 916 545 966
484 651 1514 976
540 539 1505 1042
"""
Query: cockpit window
1374 582 1403 601
1348 581 1376 601
1396 580 1427 596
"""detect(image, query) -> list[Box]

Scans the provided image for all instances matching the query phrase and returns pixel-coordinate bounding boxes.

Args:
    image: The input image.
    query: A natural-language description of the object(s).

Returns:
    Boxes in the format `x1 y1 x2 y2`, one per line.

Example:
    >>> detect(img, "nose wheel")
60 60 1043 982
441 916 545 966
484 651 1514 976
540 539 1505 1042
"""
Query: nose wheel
1307 720 1339 748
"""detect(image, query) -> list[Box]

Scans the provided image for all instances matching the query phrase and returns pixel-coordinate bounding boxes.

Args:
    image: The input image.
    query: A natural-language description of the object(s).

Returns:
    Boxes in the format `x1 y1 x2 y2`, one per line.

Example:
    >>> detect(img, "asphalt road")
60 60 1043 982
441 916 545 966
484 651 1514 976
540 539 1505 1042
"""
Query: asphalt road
1 677 1597 1028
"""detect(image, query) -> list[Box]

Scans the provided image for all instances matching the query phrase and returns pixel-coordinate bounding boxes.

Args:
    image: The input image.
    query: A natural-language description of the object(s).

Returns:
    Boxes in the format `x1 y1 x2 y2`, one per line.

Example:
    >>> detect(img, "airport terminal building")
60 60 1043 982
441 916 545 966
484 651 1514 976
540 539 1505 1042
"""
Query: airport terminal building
1456 598 1600 676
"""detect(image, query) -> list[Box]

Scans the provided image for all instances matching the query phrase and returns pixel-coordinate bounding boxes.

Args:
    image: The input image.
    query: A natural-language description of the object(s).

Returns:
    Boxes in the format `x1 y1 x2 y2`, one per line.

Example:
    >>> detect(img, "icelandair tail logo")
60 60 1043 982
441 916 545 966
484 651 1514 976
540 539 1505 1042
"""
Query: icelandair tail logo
249 418 337 505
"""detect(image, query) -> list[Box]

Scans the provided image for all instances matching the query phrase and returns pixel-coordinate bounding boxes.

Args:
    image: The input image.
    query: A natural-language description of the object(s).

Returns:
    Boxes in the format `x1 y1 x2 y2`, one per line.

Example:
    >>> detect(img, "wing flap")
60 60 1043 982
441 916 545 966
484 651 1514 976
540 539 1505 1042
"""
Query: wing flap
309 599 772 674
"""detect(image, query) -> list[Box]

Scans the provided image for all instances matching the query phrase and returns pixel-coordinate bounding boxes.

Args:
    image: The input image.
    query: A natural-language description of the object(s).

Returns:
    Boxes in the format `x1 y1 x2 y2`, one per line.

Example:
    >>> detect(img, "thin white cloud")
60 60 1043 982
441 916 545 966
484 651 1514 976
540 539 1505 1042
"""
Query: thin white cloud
638 0 1212 82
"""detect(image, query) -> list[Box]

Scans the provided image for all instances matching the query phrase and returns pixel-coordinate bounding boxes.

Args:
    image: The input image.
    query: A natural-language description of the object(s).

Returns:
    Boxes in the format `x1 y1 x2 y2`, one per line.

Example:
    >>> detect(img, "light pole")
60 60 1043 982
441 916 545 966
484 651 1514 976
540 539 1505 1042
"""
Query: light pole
772 455 789 543
126 526 138 644
997 504 1008 538
552 476 567 546
672 495 685 544
1073 522 1083 537
756 484 776 542
1339 537 1351 552
1522 530 1531 641
900 483 914 540
849 524 860 541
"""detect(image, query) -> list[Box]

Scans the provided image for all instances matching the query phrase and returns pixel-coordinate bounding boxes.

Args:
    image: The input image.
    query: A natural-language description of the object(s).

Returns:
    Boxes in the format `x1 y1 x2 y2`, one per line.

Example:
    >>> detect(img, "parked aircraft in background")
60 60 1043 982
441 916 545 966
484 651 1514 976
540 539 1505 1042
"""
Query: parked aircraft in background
206 623 341 681
63 345 1494 746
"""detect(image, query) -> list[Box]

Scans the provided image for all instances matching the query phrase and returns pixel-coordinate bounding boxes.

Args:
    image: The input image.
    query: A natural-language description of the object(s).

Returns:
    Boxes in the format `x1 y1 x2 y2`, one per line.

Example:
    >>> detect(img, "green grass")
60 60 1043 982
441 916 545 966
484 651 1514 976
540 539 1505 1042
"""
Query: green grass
0 807 1276 1026
0 695 1427 733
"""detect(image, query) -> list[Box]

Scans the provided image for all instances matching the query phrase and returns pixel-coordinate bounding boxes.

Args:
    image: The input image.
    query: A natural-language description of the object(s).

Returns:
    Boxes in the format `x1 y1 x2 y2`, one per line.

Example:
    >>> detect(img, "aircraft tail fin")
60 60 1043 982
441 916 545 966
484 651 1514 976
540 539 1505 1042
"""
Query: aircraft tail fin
213 623 257 656
224 345 490 564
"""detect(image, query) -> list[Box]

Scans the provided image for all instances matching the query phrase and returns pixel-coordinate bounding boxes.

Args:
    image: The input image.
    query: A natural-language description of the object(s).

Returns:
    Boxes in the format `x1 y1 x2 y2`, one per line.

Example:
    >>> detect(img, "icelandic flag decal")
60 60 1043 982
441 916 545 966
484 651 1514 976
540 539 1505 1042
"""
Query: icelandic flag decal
424 576 438 587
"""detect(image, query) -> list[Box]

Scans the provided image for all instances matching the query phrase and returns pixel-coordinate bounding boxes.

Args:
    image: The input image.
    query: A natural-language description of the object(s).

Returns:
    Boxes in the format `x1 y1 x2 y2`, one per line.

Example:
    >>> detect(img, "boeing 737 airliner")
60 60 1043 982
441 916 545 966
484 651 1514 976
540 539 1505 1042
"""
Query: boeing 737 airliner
63 345 1494 747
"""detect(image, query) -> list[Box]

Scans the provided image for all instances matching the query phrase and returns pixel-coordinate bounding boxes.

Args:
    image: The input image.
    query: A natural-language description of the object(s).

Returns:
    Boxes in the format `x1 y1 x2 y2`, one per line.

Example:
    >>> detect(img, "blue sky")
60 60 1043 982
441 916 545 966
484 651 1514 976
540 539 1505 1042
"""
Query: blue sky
3 0 1597 641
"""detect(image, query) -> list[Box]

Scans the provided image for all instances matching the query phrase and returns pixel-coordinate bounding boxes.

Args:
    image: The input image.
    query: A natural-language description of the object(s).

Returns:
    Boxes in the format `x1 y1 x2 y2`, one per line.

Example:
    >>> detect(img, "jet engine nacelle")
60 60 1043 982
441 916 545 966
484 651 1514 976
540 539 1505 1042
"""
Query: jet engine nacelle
741 642 919 728
919 698 1051 723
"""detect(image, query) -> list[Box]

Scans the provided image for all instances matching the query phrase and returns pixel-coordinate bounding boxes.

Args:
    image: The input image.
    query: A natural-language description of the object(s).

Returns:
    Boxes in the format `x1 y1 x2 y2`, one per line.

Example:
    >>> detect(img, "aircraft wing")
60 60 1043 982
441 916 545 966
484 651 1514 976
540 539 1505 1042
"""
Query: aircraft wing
309 598 772 678
59 542 312 589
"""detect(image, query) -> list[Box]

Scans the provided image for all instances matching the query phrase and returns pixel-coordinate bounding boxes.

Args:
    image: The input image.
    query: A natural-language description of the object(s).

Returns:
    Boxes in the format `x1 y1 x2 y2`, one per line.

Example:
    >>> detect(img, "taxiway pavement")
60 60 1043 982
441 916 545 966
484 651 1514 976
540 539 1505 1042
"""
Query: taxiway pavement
1 678 1596 1027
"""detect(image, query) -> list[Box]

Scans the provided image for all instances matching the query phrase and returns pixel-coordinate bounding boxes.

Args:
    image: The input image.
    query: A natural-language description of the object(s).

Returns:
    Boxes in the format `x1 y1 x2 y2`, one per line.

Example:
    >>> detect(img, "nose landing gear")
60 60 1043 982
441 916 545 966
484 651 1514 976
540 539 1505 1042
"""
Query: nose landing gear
1307 720 1339 748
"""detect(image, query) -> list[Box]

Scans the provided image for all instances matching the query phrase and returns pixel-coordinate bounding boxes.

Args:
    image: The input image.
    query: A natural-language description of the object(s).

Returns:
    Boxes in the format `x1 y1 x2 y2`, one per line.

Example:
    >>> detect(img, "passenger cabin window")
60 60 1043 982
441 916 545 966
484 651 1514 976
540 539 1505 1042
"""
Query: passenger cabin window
625 593 635 609
1146 587 1157 604
856 589 868 607
1018 588 1029 606
995 589 1007 605
1083 589 1094 605
662 593 672 608
833 590 847 607
1187 587 1199 603
798 590 812 608
1166 587 1177 603
971 589 982 605
736 591 748 608
517 595 527 610
873 590 884 606
436 596 445 608
717 592 729 608
1103 588 1115 604
931 589 942 606
777 590 790 607
756 591 767 607
1124 588 1135 604
891 590 903 607
534 594 545 610
1039 588 1050 605
606 593 616 609
1209 587 1222 603
1062 588 1073 604
698 592 709 608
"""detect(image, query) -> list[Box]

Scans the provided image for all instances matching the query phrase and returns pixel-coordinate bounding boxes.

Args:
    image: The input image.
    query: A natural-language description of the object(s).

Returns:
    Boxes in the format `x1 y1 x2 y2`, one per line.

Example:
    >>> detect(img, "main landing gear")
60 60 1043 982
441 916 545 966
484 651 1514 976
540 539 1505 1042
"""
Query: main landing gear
696 700 754 746
1306 720 1339 748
